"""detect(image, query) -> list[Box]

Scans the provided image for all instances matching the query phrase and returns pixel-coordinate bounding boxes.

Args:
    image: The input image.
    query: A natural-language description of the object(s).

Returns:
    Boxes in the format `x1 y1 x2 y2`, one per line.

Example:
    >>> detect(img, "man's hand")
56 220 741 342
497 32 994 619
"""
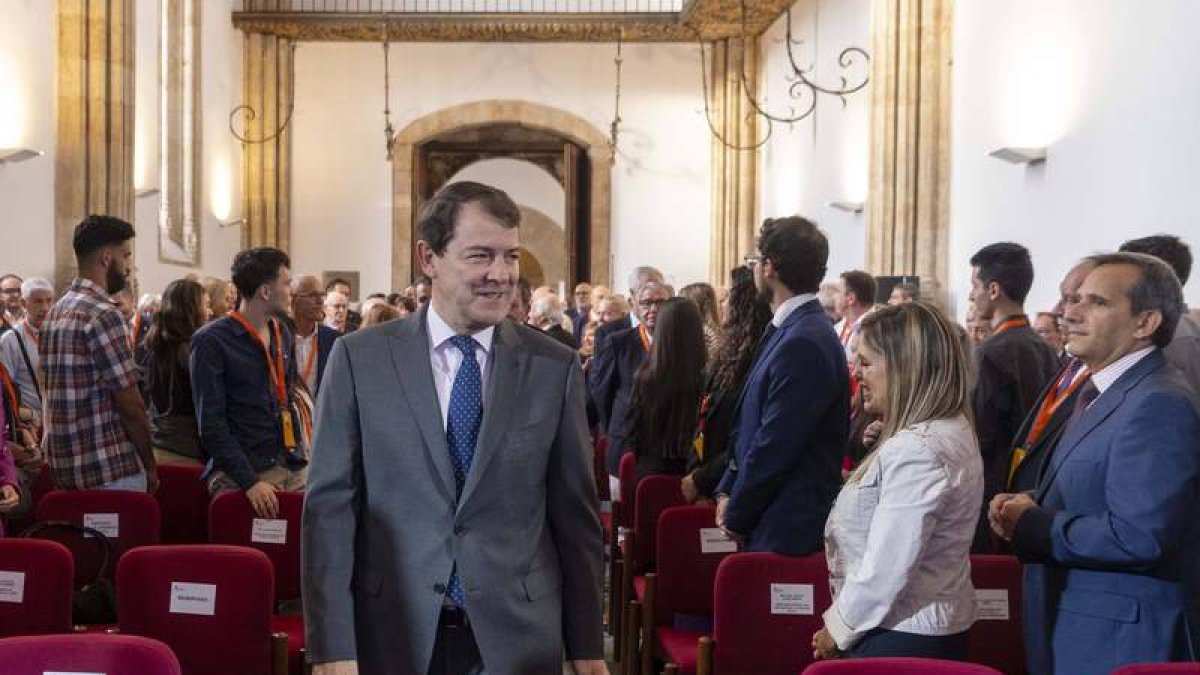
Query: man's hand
680 473 700 504
570 659 610 675
987 492 1016 538
246 480 281 518
715 494 729 529
0 484 20 512
312 661 358 675
993 493 1036 541
811 627 840 661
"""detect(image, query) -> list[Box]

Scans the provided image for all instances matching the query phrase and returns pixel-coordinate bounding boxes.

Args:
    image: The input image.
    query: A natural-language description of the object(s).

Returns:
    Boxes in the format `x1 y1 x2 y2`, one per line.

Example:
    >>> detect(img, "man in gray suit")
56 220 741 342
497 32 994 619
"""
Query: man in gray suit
303 181 607 675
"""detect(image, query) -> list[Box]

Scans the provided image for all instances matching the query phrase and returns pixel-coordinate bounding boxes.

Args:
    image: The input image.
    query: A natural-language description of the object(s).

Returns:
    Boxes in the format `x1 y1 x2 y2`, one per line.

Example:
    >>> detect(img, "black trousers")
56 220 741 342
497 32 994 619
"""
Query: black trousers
847 628 970 660
427 608 484 675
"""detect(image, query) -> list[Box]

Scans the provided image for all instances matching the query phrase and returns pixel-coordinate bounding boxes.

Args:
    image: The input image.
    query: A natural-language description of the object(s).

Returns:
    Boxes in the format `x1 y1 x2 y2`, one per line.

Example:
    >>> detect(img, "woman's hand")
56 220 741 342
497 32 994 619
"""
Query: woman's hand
680 473 700 503
0 484 21 513
811 627 841 661
862 420 883 449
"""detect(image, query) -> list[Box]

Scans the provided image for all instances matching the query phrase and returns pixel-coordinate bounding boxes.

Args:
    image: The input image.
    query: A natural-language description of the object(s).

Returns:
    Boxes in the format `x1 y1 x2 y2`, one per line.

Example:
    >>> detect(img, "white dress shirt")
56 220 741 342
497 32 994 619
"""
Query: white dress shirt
294 330 318 394
427 305 494 429
772 293 818 328
824 415 983 650
1089 346 1155 400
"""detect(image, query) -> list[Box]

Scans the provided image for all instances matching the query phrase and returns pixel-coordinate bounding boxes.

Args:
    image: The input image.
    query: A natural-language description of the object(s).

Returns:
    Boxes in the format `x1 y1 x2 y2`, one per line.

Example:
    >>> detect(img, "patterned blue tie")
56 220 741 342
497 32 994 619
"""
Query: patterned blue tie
445 334 483 607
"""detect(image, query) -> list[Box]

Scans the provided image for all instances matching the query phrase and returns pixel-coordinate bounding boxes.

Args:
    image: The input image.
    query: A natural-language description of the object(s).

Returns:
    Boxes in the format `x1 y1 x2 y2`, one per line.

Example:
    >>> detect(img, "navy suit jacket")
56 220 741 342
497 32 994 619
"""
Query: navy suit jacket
715 299 849 556
1013 350 1200 674
587 326 646 476
313 324 340 396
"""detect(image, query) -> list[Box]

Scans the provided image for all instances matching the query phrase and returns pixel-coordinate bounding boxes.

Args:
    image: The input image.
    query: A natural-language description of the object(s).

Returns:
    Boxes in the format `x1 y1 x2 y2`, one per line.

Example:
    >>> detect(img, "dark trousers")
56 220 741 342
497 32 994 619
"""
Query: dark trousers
427 608 483 675
847 628 969 660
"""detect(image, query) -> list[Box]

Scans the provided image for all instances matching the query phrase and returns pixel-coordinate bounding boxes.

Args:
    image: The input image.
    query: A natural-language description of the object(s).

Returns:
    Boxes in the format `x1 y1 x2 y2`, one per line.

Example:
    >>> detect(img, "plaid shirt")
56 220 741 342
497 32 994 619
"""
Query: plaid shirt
42 278 142 489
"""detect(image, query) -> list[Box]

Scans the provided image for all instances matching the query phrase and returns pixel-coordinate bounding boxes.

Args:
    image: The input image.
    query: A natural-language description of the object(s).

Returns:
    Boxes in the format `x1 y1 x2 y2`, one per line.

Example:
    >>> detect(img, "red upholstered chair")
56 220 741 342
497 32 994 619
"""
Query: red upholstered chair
4 462 54 536
694 552 833 675
619 474 685 674
117 545 288 675
642 505 734 675
0 539 74 637
1111 666 1200 674
33 489 161 587
157 463 210 544
967 555 1025 674
612 451 639 658
0 633 182 675
801 657 1005 674
209 491 305 674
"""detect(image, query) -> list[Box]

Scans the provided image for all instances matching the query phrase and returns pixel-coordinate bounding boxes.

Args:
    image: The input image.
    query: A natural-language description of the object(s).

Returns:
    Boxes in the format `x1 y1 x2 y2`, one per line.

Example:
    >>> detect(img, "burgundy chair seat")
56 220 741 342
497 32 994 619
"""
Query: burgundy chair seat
802 657 1005 674
657 626 705 675
0 538 73 637
0 633 182 675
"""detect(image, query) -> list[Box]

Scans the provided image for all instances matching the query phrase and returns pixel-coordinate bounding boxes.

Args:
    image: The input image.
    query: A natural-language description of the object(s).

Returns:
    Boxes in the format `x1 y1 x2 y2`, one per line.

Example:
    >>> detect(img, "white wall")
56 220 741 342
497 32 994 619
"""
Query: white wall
449 158 566 230
290 41 711 294
951 0 1200 317
0 0 56 280
757 0 872 280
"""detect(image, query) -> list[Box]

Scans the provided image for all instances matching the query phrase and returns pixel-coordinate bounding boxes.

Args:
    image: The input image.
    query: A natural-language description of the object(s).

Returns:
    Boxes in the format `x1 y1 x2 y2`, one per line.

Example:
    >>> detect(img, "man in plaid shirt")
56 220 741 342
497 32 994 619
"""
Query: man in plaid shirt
42 215 157 492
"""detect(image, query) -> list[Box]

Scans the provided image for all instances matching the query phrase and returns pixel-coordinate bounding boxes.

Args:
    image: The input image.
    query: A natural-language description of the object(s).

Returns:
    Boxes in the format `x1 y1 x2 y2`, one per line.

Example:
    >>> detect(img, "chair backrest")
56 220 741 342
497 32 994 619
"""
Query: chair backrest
594 435 611 501
0 539 74 637
33 489 161 587
617 451 637 529
208 491 304 602
802 657 1004 674
712 552 833 675
632 474 685 574
157 464 210 544
1111 666 1200 674
0 633 182 675
117 544 275 675
654 504 732 625
967 554 1025 674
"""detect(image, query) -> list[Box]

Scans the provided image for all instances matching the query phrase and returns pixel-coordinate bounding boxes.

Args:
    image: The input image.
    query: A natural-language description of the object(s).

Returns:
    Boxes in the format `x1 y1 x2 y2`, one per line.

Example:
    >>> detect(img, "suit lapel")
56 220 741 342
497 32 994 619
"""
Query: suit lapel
458 320 527 509
1037 351 1164 499
392 308 458 502
730 300 817 428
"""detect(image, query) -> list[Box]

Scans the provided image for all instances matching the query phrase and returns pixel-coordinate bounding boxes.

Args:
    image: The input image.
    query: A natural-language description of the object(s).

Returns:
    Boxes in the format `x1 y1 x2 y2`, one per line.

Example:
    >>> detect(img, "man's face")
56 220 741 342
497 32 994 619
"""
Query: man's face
1064 264 1159 369
835 281 852 315
23 290 53 329
969 267 995 320
1 278 22 313
291 278 325 323
1033 314 1063 352
324 292 349 326
636 286 671 334
103 241 134 295
574 284 592 311
265 267 293 315
1053 263 1095 316
419 201 519 332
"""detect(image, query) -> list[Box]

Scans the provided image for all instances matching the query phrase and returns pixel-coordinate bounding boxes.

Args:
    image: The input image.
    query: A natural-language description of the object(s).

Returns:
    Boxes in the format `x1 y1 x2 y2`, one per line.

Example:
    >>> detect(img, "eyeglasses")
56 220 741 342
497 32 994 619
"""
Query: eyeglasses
638 298 666 310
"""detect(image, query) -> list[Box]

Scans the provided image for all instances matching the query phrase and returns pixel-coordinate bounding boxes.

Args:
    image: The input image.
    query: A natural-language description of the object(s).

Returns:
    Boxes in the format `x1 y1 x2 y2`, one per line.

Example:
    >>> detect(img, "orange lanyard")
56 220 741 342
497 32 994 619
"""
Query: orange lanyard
0 362 19 418
22 323 38 348
130 313 142 349
298 333 318 385
1025 366 1090 447
992 315 1031 336
638 325 651 353
229 312 288 407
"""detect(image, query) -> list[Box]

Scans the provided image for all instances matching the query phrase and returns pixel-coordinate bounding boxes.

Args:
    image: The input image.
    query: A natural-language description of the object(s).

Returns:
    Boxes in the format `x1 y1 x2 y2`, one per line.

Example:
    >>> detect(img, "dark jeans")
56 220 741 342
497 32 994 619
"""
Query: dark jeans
848 628 970 660
427 608 483 675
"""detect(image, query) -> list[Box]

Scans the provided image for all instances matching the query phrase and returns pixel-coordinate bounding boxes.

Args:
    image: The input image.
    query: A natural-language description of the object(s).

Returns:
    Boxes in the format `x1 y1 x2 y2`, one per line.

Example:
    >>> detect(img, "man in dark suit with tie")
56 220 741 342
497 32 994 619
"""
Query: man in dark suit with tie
715 216 849 556
589 281 671 479
593 266 662 356
303 181 606 675
992 252 1200 674
1005 259 1097 492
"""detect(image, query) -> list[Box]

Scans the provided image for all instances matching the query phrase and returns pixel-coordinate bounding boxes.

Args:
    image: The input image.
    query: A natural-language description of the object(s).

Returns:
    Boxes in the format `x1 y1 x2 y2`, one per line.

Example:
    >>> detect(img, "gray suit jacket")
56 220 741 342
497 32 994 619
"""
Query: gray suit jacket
302 308 604 674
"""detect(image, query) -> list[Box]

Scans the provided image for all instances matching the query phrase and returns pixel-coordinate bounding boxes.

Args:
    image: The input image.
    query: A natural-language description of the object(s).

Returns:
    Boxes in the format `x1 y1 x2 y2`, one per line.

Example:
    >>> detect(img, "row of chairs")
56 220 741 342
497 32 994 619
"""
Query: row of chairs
605 451 1026 675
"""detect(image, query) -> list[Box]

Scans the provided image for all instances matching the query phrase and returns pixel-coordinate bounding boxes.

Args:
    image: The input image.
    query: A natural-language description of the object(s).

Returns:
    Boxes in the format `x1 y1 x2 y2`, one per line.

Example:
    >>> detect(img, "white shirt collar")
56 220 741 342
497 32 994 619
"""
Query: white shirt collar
1090 346 1155 396
630 312 641 329
427 304 495 354
772 293 819 328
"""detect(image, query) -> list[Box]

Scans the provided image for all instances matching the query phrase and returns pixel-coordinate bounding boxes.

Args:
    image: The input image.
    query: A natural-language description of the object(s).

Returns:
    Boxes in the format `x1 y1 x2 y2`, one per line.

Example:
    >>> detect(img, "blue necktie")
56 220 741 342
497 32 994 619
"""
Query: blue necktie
445 334 483 607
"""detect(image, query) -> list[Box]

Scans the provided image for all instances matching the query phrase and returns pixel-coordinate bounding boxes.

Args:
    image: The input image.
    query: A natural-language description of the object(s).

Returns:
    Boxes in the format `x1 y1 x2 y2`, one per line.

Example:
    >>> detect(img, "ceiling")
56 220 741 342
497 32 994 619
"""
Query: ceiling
232 0 794 42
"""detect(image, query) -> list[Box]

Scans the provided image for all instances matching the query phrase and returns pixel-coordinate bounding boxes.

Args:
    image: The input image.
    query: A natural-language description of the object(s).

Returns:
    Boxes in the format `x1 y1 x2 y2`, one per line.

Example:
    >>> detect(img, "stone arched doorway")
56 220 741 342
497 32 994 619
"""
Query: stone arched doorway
391 100 612 291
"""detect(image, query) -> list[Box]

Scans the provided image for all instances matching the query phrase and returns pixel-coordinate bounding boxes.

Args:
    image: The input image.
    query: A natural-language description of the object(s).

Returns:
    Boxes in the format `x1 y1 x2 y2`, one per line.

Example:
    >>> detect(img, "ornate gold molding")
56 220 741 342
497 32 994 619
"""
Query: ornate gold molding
231 0 793 42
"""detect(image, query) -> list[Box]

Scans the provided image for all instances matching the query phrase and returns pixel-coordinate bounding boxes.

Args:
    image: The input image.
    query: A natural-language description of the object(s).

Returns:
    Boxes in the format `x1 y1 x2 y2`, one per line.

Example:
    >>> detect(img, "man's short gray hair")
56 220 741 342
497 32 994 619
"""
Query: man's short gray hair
530 292 566 328
1086 251 1185 348
20 277 53 298
627 266 664 297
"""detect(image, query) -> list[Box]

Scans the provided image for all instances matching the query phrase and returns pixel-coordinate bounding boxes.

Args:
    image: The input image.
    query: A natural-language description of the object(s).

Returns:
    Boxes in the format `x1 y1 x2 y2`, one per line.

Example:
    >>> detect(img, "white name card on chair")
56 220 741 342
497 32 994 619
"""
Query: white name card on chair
699 528 737 554
770 583 814 615
251 518 288 545
975 589 1010 620
83 513 120 538
169 582 217 616
0 570 26 603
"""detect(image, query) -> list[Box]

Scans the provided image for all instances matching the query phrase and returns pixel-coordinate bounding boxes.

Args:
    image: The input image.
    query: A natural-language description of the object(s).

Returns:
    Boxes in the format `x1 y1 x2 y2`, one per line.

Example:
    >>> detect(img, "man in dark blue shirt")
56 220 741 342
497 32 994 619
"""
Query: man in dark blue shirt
191 247 304 518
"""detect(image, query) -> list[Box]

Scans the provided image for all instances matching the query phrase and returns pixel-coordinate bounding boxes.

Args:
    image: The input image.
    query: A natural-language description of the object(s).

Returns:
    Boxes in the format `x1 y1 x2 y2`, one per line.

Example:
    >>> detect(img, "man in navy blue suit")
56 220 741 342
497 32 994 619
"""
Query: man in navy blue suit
291 275 341 397
715 216 849 556
992 252 1200 674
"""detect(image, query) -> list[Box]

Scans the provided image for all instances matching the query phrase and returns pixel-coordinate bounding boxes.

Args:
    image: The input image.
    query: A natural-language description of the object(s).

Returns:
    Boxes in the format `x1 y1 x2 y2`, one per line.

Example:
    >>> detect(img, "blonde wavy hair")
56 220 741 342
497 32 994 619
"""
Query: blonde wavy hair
849 302 972 481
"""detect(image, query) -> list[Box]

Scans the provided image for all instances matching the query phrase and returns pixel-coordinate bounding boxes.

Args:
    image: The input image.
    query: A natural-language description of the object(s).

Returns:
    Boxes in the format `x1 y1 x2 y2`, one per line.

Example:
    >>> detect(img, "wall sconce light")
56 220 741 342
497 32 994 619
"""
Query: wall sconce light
136 187 160 198
828 201 865 214
0 148 43 164
988 146 1047 164
218 217 246 228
